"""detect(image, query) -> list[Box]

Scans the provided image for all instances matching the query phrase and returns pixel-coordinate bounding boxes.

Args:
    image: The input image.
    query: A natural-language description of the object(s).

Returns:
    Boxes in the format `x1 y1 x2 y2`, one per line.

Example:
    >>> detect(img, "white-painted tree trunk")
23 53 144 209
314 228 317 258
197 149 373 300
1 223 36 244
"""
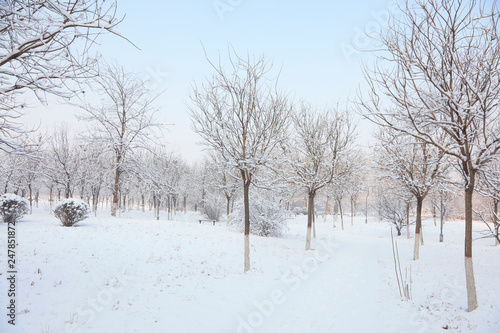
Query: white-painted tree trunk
243 180 251 273
338 200 344 231
465 256 478 311
465 183 478 311
413 232 420 260
306 193 314 250
112 202 118 217
305 225 312 250
313 211 316 239
244 234 250 273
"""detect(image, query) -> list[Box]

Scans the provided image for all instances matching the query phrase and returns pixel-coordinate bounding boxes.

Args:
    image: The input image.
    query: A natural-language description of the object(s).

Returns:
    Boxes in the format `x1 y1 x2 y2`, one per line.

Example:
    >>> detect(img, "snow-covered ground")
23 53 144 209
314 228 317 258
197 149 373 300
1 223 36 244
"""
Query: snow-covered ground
1 205 499 333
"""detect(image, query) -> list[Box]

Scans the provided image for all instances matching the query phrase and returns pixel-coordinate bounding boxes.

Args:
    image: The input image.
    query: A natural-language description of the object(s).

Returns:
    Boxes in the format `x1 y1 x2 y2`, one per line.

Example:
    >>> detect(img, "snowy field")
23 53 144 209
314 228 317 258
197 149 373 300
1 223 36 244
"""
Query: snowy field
1 206 499 333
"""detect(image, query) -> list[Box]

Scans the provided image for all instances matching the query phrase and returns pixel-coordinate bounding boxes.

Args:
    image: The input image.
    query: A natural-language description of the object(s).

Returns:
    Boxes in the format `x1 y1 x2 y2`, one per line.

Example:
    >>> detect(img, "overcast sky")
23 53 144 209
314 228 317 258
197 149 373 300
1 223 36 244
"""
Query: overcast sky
24 0 399 162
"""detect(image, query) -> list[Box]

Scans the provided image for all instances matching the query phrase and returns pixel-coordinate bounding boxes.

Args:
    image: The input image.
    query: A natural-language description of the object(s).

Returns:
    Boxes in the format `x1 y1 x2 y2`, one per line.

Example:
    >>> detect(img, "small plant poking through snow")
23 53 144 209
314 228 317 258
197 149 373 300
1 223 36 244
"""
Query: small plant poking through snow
377 194 409 236
391 230 412 300
0 193 29 223
230 194 288 237
54 199 91 227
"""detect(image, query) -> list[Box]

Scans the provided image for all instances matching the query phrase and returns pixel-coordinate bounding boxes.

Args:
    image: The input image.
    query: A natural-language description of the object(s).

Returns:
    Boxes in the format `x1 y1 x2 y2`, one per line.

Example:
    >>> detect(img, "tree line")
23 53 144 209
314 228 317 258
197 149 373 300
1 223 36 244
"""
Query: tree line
1 0 499 313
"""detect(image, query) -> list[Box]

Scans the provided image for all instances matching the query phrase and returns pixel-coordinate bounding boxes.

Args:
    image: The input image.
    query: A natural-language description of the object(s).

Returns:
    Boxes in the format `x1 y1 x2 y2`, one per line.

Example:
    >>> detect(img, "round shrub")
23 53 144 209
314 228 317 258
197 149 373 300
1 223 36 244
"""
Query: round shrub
229 193 288 237
54 198 91 227
293 207 308 216
0 193 29 223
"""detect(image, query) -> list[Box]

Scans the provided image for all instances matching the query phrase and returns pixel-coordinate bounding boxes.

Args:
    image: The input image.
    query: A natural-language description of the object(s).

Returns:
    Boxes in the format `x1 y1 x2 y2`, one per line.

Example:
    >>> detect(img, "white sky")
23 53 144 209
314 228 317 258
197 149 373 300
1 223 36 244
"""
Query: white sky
23 0 399 162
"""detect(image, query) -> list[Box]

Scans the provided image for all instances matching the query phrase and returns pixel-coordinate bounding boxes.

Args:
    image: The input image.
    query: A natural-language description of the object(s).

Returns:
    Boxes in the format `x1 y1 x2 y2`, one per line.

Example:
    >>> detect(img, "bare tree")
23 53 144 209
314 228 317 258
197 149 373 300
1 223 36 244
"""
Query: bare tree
79 64 163 217
327 174 350 231
345 154 365 227
189 52 291 272
206 152 240 223
358 0 500 311
78 138 111 215
286 103 355 249
20 136 44 214
0 145 24 194
0 0 123 153
477 161 500 244
47 125 80 199
375 129 445 260
191 160 211 214
378 189 408 236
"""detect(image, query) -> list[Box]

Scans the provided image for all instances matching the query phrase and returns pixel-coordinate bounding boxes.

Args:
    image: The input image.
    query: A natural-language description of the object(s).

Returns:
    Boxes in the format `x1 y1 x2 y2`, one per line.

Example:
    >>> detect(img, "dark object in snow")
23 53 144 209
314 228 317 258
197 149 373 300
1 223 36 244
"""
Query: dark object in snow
199 219 217 226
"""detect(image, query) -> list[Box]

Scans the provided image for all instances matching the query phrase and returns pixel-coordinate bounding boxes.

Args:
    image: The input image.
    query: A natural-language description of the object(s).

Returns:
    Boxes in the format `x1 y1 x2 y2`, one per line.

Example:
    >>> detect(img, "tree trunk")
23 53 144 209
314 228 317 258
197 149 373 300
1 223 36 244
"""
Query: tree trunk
306 192 315 250
406 202 410 239
334 201 339 220
338 199 344 230
173 197 177 216
35 190 39 208
117 193 121 217
156 195 160 220
378 203 381 223
350 198 354 226
92 193 97 217
243 180 251 272
49 187 53 213
464 181 478 311
28 184 33 215
111 163 120 217
413 196 423 260
171 197 174 218
493 199 499 245
226 194 231 226
365 190 369 224
167 196 171 220
420 225 424 245
324 195 329 223
97 195 99 209
65 183 71 199
432 201 437 226
313 206 316 239
439 191 444 242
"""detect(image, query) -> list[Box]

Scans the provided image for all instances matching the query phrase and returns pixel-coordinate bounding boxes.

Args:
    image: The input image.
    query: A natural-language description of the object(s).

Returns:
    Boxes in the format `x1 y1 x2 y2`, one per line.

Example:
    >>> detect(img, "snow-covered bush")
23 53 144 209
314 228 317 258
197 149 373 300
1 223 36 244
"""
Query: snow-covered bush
54 199 91 227
203 195 222 221
229 193 288 237
293 206 308 216
0 193 29 223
